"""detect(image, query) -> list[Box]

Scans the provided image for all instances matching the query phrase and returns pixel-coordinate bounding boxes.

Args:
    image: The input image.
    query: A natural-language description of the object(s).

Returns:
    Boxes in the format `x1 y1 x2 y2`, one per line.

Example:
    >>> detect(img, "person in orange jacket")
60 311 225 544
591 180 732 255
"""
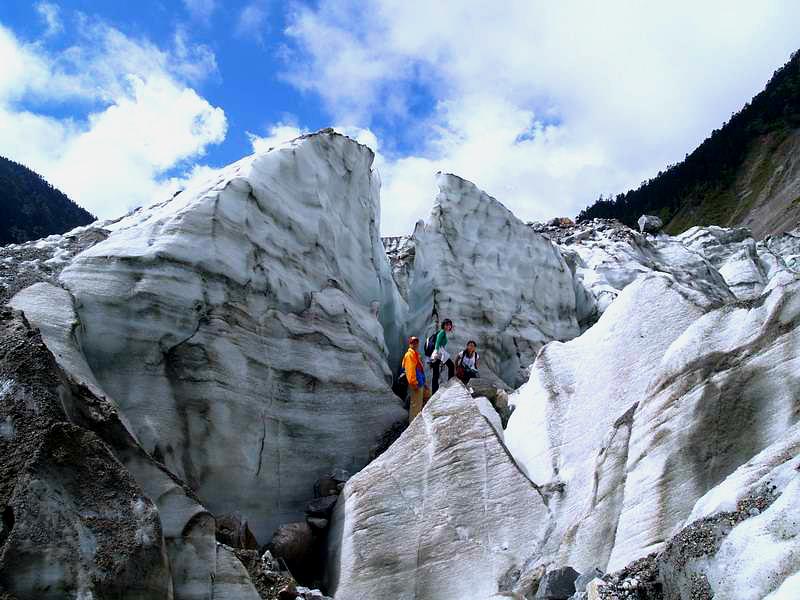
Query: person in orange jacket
403 336 427 421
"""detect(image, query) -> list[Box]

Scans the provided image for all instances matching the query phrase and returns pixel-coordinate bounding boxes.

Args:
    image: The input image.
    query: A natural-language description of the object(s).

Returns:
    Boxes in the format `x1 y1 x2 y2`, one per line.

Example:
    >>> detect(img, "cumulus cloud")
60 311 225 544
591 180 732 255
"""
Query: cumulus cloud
0 21 227 218
284 0 800 234
35 2 62 37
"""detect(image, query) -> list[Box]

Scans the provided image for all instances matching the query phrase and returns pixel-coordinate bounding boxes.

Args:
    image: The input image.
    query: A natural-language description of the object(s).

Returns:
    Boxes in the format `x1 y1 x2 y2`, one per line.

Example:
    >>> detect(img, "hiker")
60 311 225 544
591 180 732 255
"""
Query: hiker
455 340 480 384
403 336 427 420
430 319 454 394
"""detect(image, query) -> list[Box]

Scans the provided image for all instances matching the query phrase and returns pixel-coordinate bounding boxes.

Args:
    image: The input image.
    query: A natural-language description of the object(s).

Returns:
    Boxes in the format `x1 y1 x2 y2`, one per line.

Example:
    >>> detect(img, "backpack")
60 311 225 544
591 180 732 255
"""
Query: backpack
392 363 408 400
424 333 437 357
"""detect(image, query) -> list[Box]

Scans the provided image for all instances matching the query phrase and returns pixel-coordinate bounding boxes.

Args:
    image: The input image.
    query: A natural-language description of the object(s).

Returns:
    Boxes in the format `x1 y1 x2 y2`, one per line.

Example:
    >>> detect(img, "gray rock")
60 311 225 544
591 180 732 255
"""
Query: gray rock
330 468 351 483
535 566 580 599
306 517 329 530
216 512 259 550
268 522 315 580
314 476 339 498
637 214 663 233
305 495 338 517
574 568 604 593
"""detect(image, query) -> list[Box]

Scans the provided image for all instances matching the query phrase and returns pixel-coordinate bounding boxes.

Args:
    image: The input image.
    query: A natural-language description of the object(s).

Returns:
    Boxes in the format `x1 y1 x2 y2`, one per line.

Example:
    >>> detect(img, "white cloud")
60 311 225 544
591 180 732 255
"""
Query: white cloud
172 27 218 84
285 0 800 235
236 1 269 43
183 0 216 22
247 123 306 153
0 22 227 219
35 2 62 37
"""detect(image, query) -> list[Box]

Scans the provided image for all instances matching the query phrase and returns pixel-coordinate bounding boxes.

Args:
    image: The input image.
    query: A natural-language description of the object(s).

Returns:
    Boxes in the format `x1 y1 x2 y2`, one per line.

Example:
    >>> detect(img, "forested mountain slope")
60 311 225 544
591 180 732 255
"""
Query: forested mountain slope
0 156 94 246
579 50 800 237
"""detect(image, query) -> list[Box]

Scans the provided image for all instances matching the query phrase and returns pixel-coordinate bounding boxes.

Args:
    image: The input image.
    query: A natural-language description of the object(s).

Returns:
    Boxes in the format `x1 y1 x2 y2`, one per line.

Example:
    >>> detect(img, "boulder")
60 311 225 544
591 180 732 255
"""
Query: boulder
326 381 550 599
268 522 315 579
573 568 604 594
314 476 339 498
534 566 580 599
216 512 259 550
306 517 328 530
637 214 663 233
305 495 338 518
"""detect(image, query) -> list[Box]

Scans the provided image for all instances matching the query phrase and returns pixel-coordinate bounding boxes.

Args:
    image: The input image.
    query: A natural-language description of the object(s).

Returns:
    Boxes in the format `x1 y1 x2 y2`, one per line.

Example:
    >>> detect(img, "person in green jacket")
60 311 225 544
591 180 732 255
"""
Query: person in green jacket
430 319 454 394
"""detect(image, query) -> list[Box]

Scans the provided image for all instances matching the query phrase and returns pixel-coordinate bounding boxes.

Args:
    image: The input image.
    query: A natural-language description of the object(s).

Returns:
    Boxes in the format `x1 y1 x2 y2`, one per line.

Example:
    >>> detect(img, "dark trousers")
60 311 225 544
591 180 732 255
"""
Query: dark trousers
431 359 454 394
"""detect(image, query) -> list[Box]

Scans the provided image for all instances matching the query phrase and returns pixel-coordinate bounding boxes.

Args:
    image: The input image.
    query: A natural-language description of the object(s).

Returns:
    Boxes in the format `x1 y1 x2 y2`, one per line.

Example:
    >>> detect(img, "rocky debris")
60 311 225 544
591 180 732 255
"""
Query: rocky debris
213 543 263 600
595 444 799 600
0 307 172 598
326 381 550 600
232 549 301 600
405 173 580 387
231 549 331 600
597 554 662 600
294 587 333 600
217 512 259 550
637 215 663 234
8 282 238 600
0 226 108 305
527 217 594 242
535 566 580 599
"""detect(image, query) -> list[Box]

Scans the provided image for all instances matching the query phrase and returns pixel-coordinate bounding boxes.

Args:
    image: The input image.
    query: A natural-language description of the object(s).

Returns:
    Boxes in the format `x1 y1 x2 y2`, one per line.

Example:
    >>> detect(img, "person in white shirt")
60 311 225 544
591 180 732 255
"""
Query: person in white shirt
455 340 480 384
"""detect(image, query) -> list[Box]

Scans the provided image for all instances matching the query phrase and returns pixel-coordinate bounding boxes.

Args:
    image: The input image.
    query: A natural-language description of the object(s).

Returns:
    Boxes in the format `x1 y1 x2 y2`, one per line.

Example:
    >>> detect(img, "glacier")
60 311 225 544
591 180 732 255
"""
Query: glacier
2 128 800 599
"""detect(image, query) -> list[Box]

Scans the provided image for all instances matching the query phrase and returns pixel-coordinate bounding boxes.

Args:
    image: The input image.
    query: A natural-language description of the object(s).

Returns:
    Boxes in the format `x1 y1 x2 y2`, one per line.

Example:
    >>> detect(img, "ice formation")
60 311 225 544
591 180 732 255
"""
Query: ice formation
399 173 579 387
3 127 800 598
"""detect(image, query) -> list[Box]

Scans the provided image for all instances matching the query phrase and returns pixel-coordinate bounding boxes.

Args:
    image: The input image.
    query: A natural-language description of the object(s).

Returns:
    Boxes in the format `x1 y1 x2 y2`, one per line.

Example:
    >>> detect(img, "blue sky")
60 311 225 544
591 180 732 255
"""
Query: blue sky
1 1 799 234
